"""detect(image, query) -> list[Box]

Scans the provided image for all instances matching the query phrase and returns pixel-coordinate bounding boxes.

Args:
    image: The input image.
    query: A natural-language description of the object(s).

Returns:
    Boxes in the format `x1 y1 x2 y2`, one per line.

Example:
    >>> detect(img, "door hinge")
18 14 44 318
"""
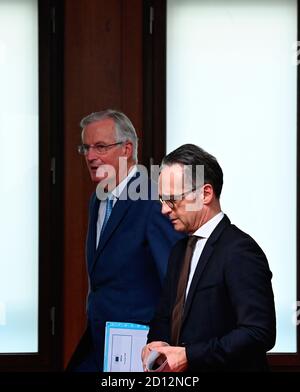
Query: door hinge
50 157 56 185
50 306 56 336
149 6 154 35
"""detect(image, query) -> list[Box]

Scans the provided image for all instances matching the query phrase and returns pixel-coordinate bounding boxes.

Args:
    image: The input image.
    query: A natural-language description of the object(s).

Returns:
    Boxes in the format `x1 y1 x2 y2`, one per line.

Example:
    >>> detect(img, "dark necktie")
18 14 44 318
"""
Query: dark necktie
171 235 199 346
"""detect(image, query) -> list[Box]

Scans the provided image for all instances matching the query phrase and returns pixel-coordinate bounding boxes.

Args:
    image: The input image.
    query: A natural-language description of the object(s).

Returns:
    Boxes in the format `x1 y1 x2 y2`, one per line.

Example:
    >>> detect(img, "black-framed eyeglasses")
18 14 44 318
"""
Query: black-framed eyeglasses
159 188 197 209
77 141 124 155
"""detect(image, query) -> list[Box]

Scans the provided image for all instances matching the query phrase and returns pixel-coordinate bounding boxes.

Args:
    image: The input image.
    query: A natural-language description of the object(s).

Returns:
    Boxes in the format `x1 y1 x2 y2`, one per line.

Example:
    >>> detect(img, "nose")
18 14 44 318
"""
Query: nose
161 201 172 216
86 146 98 161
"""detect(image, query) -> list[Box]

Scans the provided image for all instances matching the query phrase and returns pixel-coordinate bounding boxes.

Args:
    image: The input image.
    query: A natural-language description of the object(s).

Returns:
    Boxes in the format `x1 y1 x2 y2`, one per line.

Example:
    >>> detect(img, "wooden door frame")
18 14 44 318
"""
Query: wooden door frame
0 0 64 371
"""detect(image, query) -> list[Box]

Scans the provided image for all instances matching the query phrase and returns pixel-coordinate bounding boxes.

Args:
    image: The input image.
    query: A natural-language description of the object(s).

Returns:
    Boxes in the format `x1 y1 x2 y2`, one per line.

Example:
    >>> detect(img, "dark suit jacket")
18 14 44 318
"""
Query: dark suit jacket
69 175 184 371
148 215 276 372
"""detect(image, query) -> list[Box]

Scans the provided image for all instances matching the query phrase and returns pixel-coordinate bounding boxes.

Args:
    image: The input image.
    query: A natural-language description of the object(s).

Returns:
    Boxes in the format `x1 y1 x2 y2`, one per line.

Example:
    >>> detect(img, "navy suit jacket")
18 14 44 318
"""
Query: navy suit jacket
82 176 184 370
148 215 276 372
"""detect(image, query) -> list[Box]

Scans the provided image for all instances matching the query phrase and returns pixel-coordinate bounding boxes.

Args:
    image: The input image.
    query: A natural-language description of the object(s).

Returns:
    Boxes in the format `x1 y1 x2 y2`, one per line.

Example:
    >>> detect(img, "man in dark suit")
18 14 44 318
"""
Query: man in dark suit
142 144 276 372
67 109 183 371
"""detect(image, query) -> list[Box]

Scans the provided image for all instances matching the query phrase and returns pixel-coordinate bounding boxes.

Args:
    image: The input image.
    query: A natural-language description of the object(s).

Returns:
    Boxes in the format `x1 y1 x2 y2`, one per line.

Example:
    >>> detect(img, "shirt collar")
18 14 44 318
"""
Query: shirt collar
193 211 224 239
111 165 137 199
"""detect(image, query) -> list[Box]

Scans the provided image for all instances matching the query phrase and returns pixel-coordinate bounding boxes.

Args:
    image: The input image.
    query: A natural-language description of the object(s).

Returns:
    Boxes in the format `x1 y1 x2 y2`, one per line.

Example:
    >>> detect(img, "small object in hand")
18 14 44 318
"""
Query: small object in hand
146 350 168 372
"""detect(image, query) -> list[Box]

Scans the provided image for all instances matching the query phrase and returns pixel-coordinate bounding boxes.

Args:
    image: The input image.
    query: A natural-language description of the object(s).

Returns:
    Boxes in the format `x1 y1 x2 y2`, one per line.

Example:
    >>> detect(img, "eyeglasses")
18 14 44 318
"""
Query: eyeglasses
159 188 197 209
77 142 123 155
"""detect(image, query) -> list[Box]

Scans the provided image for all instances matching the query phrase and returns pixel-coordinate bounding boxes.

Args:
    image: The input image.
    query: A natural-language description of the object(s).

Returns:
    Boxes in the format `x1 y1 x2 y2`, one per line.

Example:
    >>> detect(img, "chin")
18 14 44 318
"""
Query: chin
172 222 185 232
91 175 101 183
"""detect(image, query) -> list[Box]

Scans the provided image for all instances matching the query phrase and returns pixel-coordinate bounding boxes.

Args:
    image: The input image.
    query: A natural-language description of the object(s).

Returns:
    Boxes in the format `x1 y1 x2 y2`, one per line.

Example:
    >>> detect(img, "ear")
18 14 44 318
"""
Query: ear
202 184 214 204
122 141 133 159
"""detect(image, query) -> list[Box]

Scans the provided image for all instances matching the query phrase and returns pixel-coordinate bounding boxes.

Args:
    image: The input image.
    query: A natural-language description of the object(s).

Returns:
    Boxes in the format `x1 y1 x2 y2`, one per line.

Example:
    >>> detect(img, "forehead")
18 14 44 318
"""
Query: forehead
83 118 116 142
159 164 185 195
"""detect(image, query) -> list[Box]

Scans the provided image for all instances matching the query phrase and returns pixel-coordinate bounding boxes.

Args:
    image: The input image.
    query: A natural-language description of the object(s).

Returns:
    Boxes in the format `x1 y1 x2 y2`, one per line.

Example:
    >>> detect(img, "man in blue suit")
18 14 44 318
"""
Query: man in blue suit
142 144 276 372
67 109 183 371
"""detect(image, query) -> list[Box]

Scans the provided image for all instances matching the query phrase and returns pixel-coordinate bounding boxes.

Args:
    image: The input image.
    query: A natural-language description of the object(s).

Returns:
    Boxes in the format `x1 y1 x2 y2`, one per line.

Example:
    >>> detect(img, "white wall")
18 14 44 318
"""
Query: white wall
167 0 297 352
0 0 38 352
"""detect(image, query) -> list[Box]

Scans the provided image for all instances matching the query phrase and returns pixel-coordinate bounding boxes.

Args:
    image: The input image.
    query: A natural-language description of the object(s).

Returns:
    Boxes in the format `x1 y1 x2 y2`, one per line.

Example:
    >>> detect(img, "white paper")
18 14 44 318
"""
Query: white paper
103 322 149 372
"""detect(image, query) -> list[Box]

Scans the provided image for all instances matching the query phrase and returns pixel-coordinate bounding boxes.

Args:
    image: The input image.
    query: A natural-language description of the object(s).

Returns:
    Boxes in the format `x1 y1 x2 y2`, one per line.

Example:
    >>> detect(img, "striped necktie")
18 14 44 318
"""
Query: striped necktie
100 197 114 237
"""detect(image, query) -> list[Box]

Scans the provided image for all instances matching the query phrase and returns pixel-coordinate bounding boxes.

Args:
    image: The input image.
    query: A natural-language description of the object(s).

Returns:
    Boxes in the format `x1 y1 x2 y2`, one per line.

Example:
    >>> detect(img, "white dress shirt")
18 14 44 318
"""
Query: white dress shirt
185 211 224 296
96 166 137 246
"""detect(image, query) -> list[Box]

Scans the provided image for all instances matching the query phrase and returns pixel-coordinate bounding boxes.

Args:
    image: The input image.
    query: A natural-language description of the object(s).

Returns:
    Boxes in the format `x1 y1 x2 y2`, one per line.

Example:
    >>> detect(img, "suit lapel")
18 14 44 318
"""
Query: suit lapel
89 174 140 274
96 197 132 254
87 194 100 275
182 215 231 324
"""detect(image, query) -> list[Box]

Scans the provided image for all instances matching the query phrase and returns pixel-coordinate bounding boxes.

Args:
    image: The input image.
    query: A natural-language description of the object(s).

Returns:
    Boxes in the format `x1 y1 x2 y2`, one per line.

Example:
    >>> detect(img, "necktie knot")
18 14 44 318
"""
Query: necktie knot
187 235 199 249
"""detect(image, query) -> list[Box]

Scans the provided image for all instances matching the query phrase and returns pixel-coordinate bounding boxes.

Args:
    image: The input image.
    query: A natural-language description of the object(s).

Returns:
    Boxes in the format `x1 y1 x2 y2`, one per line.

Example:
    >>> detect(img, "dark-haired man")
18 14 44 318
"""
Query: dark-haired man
142 144 276 372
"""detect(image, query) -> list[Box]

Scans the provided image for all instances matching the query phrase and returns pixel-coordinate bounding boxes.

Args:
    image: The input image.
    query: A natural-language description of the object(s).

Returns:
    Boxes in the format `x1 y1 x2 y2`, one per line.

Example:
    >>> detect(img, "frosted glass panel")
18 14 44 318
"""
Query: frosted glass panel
167 0 297 352
0 0 38 352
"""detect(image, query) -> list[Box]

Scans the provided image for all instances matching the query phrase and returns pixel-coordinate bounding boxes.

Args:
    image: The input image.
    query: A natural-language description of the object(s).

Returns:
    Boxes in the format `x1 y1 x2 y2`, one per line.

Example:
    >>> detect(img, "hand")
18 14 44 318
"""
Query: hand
154 345 188 372
141 341 169 372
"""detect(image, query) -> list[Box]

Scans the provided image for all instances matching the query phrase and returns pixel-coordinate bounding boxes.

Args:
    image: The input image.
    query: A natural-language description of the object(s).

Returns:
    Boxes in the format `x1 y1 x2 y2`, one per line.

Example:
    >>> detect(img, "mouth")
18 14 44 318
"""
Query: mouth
90 166 99 173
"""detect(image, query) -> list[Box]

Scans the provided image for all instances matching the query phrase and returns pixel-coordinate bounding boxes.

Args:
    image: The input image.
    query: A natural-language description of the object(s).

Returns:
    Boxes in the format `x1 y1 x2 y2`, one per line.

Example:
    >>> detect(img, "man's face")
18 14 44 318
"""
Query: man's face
82 118 128 185
158 164 203 234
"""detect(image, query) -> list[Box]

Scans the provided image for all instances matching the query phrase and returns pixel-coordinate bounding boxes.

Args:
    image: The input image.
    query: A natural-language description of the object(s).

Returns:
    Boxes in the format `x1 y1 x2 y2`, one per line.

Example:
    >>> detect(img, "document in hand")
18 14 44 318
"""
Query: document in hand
103 322 149 372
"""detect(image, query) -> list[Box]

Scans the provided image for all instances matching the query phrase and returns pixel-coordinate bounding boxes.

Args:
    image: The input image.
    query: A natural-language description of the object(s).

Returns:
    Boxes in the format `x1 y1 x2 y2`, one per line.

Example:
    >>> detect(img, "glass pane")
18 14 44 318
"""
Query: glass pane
0 0 38 352
167 0 297 352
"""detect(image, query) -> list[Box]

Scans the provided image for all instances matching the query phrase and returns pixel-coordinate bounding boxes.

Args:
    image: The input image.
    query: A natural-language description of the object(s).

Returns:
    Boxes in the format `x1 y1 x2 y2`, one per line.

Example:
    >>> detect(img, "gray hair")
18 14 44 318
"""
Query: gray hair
80 109 138 162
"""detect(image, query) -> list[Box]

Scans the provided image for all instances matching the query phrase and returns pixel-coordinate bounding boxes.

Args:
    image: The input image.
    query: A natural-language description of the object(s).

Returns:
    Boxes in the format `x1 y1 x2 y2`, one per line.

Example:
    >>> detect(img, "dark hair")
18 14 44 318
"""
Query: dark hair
162 144 223 198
